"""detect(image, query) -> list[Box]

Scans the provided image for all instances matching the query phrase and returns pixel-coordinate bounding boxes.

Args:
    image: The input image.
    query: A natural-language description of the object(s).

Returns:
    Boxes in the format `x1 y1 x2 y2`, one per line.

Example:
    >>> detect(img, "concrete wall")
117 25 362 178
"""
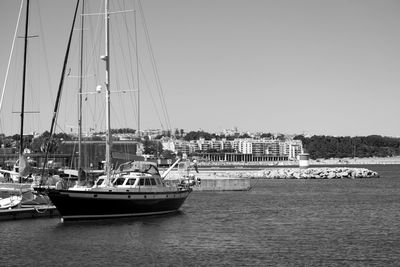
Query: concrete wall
193 177 251 191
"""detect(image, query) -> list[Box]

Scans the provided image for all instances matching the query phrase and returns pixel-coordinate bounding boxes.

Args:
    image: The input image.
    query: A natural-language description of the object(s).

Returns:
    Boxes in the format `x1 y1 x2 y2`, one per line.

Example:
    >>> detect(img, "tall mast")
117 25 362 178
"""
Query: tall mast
20 0 30 156
78 0 85 181
103 0 112 179
41 0 80 181
134 7 140 138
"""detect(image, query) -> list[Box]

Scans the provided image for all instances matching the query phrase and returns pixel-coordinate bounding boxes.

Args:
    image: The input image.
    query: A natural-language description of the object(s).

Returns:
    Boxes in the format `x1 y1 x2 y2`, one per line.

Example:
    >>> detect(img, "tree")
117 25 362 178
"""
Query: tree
260 133 273 139
184 131 212 141
160 149 175 159
143 140 163 156
276 134 285 141
298 135 400 159
239 133 250 138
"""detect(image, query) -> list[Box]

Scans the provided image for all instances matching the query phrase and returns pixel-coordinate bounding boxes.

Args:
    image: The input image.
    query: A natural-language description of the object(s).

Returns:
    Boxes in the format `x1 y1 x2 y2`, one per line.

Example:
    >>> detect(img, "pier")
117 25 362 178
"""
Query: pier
212 167 380 179
193 176 251 191
0 205 59 221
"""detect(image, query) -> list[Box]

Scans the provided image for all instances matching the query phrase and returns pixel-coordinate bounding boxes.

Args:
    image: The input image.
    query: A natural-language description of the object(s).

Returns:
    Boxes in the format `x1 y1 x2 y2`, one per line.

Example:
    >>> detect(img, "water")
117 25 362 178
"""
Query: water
1 165 400 266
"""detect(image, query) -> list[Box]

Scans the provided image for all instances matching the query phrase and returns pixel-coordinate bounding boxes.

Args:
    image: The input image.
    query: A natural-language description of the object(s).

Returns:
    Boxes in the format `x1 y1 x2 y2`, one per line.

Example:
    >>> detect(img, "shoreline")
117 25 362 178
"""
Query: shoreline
196 157 400 167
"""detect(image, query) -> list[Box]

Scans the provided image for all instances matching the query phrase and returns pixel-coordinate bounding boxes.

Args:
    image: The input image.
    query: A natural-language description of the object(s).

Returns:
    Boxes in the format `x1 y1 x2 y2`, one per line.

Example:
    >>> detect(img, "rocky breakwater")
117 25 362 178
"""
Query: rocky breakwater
217 167 379 179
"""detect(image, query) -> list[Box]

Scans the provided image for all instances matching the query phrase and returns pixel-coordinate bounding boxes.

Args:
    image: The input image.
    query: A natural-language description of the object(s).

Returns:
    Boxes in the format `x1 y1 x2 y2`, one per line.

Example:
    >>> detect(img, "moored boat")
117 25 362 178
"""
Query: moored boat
46 161 196 221
0 195 23 209
40 0 199 222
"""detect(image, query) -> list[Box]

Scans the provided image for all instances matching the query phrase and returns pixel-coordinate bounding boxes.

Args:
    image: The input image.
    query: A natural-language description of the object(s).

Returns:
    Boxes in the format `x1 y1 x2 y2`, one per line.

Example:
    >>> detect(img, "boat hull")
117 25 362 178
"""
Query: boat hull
46 188 192 221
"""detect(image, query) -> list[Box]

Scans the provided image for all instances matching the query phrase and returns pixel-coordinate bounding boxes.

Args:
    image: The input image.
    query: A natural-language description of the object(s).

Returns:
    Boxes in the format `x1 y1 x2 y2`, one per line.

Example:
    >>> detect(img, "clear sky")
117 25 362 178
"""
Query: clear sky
0 0 400 137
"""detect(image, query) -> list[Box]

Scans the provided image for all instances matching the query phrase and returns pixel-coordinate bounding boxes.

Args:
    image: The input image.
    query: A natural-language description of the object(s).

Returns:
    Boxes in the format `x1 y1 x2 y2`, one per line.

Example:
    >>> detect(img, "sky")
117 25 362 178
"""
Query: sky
0 0 400 137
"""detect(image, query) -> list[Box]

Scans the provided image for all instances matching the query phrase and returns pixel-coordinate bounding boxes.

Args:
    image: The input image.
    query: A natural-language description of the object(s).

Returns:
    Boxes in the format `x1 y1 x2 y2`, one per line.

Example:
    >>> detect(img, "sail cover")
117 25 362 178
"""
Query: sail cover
18 154 31 177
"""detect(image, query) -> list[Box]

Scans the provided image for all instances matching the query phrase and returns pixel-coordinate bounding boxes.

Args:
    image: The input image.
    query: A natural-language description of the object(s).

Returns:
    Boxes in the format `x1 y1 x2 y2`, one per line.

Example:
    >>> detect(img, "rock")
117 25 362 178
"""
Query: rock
327 172 336 179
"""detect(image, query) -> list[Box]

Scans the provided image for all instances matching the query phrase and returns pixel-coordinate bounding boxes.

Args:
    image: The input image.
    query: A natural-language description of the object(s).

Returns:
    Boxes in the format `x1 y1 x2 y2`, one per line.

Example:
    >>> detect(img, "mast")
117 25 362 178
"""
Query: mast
134 8 140 138
20 0 30 156
78 0 85 181
103 0 112 180
41 0 80 181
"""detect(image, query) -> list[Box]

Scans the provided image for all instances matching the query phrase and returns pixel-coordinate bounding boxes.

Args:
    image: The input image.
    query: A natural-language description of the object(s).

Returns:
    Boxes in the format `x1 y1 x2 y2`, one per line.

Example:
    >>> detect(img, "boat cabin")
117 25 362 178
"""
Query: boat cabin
94 161 164 188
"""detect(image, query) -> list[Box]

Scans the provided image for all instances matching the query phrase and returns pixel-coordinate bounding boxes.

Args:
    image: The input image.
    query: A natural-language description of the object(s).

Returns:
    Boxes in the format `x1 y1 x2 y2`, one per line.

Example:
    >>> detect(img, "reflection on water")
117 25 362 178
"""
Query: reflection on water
1 165 400 266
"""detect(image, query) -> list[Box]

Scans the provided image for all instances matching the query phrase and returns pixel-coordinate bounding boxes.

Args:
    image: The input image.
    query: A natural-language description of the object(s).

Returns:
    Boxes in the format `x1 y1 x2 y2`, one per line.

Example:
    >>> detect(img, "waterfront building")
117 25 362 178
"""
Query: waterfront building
232 139 240 152
211 139 223 151
264 140 280 156
201 152 288 162
174 140 190 155
222 139 232 150
251 141 266 156
188 141 199 154
238 139 252 154
280 139 303 159
162 139 175 152
141 129 164 138
200 142 211 151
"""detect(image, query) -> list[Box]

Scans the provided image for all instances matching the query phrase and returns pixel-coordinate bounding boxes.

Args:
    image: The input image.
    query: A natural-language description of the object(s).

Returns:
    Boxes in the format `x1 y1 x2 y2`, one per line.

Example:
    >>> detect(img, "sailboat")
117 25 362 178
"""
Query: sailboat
0 0 32 183
0 0 47 208
42 0 198 222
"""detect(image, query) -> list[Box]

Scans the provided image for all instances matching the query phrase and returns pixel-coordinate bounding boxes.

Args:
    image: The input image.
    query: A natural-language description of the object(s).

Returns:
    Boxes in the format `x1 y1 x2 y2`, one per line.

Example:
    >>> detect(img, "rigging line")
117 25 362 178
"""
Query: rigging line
138 0 171 130
120 1 138 122
110 102 124 131
85 94 101 134
36 0 56 132
36 0 54 105
111 11 134 127
94 95 105 133
137 61 164 128
42 0 81 179
112 12 165 132
79 1 102 131
116 3 165 133
0 0 24 117
138 1 169 129
83 0 103 88
116 2 139 130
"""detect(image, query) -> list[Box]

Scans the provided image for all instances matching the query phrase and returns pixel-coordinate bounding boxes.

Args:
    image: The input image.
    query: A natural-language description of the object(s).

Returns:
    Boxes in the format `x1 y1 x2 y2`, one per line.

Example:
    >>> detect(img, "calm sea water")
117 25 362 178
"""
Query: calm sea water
1 165 400 266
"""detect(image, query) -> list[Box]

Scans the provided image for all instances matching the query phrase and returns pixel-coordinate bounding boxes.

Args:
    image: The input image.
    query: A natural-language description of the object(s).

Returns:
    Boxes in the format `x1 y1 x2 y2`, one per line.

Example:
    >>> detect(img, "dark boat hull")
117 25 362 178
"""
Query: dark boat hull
46 188 192 221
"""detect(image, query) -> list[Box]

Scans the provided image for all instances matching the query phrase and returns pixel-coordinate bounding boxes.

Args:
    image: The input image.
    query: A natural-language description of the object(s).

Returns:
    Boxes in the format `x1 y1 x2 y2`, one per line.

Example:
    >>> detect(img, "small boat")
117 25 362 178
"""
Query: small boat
0 196 22 209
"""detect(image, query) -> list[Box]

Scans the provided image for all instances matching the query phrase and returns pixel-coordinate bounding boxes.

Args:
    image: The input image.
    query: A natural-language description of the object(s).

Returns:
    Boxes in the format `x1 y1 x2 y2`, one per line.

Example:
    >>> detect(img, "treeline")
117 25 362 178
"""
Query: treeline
0 131 74 153
181 131 284 141
294 135 400 159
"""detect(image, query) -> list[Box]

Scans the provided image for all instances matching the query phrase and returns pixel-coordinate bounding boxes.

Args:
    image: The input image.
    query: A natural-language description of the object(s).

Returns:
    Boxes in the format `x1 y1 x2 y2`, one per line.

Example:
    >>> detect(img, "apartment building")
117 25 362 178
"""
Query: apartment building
161 137 303 162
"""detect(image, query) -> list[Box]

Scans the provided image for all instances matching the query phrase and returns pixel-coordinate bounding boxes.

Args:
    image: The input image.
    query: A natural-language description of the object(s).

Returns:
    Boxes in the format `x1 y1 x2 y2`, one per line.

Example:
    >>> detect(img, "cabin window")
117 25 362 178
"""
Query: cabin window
96 179 104 186
145 179 151 186
114 178 125 186
139 178 145 186
150 178 156 185
126 178 136 186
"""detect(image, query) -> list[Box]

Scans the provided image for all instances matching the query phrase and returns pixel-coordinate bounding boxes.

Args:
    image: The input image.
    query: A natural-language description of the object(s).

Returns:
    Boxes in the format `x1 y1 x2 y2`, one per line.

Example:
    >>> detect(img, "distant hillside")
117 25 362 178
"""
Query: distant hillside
294 135 400 159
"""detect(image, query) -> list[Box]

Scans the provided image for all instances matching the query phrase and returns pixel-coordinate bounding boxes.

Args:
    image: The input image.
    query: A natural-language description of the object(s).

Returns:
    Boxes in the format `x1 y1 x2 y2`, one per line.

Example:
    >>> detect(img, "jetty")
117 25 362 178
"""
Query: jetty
211 167 379 179
0 205 59 221
166 171 251 191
